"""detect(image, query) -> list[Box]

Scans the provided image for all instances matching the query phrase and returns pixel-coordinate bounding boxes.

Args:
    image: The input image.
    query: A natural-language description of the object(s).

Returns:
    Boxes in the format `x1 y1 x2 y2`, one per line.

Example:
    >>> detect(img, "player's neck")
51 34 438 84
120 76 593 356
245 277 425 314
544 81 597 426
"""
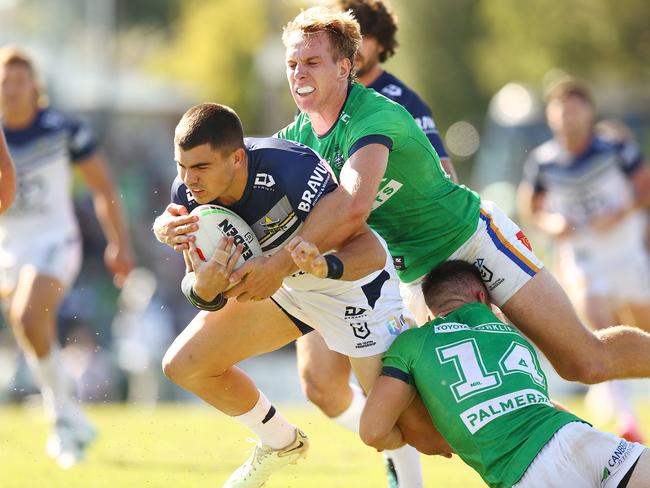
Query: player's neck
2 105 38 130
220 152 249 206
559 130 592 156
434 298 471 317
309 85 349 136
357 65 384 87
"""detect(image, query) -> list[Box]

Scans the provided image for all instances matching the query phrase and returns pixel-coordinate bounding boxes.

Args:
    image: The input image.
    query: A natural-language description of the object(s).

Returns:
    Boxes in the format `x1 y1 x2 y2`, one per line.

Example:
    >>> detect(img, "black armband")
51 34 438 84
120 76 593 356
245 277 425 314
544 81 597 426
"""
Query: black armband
181 272 227 311
324 254 344 279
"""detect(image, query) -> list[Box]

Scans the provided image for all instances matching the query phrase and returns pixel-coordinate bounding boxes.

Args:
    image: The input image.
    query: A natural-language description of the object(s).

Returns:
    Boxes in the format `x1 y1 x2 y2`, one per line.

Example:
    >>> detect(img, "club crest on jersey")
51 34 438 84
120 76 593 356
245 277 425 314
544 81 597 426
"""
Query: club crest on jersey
261 214 290 235
331 145 345 170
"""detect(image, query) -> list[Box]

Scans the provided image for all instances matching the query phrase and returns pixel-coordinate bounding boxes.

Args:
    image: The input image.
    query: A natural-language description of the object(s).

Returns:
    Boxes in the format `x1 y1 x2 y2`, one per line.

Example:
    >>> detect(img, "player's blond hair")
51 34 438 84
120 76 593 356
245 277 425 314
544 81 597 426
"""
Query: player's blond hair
282 6 362 82
0 46 49 108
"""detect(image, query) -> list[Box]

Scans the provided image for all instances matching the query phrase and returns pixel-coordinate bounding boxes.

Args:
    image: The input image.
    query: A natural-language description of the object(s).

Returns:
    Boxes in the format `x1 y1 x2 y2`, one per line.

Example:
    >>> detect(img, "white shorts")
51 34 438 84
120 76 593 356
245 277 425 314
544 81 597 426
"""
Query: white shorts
0 231 82 295
273 267 408 358
514 422 645 488
558 241 650 305
401 200 544 324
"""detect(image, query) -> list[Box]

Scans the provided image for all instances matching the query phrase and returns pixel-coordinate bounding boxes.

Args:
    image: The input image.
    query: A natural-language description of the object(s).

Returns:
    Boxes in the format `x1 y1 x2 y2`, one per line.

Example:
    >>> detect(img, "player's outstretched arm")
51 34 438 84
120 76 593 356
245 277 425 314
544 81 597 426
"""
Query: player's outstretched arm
0 128 16 214
77 152 134 286
360 375 415 451
153 203 199 251
286 225 386 280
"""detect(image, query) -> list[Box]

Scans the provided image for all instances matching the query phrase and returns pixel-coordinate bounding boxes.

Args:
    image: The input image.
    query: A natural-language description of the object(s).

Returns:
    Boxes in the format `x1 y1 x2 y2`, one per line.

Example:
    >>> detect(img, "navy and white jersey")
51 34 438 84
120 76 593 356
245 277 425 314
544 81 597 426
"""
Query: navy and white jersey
524 134 646 253
172 137 341 289
368 70 448 159
0 108 97 242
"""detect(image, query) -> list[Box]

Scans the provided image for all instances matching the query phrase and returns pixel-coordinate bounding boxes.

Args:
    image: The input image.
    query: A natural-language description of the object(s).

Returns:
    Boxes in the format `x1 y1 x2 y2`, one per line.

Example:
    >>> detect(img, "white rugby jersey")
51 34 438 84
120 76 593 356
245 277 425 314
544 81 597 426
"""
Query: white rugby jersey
523 134 645 255
0 108 97 243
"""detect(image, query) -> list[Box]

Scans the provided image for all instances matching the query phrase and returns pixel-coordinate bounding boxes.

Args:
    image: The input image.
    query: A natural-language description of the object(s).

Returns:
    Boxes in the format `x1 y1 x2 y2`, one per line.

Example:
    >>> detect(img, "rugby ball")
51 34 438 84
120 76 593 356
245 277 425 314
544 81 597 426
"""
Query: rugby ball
189 204 262 269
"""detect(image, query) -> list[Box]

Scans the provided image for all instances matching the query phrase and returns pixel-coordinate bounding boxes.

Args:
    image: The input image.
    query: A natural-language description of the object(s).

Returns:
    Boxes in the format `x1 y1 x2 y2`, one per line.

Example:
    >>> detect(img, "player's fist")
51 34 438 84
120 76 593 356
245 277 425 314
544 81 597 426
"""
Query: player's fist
285 236 327 279
153 203 198 251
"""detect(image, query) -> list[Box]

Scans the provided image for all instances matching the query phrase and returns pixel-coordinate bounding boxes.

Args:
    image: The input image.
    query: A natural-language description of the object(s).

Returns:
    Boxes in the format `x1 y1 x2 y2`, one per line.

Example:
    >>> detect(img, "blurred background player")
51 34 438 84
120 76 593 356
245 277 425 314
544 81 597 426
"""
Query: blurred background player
294 2 455 485
360 260 650 488
0 46 134 468
0 126 15 213
518 78 650 443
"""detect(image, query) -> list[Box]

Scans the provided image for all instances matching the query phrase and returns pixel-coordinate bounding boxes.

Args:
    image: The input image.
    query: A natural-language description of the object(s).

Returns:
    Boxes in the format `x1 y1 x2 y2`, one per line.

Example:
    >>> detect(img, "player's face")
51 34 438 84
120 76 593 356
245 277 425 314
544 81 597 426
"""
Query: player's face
175 143 241 204
546 94 595 138
355 36 383 79
0 63 38 114
285 30 351 114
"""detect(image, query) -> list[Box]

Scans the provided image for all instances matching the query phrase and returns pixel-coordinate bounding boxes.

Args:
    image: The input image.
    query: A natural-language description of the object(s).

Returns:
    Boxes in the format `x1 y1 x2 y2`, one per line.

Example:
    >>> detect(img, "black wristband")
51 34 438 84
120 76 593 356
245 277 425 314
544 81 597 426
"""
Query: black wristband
181 272 227 311
324 254 344 279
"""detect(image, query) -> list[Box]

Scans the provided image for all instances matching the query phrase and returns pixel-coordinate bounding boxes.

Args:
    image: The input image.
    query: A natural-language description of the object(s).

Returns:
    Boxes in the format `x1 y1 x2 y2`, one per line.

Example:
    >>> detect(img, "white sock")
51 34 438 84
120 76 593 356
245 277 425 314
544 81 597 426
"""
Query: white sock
25 347 75 421
233 390 295 449
332 383 366 433
384 444 423 488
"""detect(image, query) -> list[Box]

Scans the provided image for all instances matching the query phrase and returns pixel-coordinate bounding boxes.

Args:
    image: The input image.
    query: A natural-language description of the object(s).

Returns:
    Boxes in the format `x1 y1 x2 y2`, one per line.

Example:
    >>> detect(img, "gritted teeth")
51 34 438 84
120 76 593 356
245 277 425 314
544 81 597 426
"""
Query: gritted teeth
296 86 315 95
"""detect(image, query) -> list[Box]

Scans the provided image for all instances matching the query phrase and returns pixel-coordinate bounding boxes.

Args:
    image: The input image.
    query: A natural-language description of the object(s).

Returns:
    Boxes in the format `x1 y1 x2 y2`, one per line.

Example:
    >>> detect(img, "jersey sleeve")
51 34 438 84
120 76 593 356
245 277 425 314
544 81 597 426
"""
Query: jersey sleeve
170 177 189 208
409 105 449 159
381 329 420 385
67 118 98 163
522 155 545 193
345 106 407 157
277 147 338 221
616 140 644 176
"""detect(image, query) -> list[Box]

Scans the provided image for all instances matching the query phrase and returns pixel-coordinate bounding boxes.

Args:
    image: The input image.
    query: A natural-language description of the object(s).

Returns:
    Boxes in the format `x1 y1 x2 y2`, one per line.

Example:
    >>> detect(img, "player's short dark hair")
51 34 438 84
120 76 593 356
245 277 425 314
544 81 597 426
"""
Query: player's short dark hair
421 260 487 310
174 103 245 154
331 0 398 63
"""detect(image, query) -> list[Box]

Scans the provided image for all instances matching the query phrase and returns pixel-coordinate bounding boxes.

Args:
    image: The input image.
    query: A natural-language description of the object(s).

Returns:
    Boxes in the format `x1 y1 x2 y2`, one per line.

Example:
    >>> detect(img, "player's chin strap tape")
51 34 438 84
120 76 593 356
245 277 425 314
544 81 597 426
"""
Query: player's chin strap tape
181 272 227 311
324 254 344 279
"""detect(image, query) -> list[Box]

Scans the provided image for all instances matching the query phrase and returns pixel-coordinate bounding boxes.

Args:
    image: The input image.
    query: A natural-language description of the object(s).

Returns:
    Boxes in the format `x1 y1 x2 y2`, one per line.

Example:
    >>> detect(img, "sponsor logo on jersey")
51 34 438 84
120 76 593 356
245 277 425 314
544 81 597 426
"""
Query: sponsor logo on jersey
415 116 437 134
516 230 533 251
344 306 368 319
381 84 402 98
298 161 331 212
373 178 403 211
606 440 634 469
434 322 471 333
254 173 276 189
460 388 552 434
386 315 408 336
217 218 255 259
392 255 406 270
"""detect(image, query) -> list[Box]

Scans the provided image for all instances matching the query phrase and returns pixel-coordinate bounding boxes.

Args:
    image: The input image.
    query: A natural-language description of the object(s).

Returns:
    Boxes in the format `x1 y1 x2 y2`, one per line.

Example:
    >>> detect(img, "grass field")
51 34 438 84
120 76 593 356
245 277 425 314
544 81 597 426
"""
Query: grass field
0 399 647 488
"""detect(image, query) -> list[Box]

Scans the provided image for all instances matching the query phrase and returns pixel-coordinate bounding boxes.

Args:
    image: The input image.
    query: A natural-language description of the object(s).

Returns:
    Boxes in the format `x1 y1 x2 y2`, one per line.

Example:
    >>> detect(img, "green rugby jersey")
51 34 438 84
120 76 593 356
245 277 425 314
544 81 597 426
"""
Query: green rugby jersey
277 83 480 282
383 303 584 488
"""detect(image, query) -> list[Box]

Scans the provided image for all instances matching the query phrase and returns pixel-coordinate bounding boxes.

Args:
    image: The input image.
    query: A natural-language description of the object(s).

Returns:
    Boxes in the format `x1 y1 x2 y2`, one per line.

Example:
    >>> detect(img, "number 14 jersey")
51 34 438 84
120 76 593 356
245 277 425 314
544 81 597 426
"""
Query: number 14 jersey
382 302 584 488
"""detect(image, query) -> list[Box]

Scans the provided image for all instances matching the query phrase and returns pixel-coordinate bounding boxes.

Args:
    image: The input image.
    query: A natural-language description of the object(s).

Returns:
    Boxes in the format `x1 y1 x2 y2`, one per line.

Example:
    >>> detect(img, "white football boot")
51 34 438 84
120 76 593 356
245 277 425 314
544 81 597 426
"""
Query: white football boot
223 428 309 488
46 408 97 469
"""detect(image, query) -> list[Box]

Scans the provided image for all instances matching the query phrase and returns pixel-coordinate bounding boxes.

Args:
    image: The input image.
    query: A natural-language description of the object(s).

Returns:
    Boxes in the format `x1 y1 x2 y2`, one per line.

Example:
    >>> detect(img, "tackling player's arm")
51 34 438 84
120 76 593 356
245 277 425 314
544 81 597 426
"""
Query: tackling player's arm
286 226 386 280
360 374 415 451
226 145 388 299
77 152 135 286
0 128 16 214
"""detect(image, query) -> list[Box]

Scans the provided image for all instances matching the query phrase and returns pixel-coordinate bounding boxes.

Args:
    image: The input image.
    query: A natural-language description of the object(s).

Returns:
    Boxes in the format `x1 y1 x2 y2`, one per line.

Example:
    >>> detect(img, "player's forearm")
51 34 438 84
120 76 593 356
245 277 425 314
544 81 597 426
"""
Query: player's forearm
92 187 131 249
334 227 386 280
0 130 16 214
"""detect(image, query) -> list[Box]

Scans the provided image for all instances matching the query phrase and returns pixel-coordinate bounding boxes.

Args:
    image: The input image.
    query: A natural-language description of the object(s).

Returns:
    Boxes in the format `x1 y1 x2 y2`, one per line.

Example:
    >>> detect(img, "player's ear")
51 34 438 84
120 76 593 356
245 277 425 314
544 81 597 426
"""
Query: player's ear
338 57 351 81
477 288 489 305
232 147 246 167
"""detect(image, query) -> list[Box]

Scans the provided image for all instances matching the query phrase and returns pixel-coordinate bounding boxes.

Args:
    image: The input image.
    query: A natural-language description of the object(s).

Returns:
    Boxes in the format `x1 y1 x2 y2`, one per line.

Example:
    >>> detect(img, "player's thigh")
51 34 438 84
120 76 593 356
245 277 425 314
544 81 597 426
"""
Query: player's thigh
296 332 351 388
500 268 600 373
349 354 383 394
628 448 650 487
7 266 65 328
164 298 302 376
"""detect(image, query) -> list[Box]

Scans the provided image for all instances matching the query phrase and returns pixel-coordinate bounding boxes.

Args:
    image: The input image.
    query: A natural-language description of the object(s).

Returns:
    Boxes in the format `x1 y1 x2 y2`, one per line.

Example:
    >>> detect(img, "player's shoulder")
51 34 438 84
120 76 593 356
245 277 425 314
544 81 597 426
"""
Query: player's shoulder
39 107 87 132
529 138 561 166
372 71 430 114
246 137 321 170
348 83 411 126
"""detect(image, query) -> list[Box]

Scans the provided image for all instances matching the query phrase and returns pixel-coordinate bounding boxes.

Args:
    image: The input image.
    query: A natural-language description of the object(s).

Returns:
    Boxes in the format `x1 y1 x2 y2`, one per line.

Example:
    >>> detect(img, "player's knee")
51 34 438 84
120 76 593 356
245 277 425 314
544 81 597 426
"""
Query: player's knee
161 349 188 386
301 375 345 415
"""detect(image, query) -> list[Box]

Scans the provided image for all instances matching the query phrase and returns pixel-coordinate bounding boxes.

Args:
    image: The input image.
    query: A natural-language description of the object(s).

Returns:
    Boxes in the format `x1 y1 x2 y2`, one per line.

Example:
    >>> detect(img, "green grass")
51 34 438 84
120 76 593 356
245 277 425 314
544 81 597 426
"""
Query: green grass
0 400 647 488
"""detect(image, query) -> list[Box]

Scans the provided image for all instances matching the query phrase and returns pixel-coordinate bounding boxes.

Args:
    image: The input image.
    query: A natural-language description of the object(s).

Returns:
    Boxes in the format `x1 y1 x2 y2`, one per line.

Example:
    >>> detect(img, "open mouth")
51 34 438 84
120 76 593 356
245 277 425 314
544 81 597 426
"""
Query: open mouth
296 86 315 96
